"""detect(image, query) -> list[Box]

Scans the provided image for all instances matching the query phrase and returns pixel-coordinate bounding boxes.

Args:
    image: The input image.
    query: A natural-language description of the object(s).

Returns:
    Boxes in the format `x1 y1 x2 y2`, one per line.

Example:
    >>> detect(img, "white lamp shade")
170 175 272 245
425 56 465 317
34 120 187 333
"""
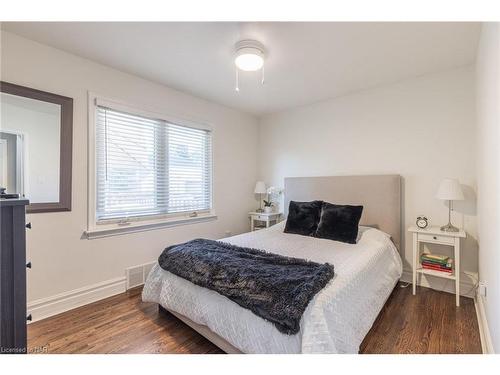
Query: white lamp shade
234 40 265 71
235 51 264 71
254 181 267 194
436 178 464 201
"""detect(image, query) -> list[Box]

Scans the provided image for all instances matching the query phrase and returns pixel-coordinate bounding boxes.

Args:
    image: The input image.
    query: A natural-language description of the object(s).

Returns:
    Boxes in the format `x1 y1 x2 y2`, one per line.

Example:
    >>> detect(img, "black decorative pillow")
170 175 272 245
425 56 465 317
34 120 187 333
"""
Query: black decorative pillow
284 200 323 236
315 202 363 244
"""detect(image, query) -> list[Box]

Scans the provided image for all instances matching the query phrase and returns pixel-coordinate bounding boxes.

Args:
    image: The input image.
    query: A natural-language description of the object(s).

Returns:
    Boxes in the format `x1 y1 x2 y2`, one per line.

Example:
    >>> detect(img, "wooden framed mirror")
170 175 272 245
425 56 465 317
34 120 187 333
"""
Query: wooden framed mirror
0 81 73 213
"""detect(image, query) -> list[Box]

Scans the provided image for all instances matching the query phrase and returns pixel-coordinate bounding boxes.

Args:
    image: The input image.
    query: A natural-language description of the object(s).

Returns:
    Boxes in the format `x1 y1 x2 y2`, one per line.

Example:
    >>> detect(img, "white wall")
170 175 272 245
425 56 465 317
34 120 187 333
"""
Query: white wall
259 67 478 287
476 23 500 353
1 31 259 304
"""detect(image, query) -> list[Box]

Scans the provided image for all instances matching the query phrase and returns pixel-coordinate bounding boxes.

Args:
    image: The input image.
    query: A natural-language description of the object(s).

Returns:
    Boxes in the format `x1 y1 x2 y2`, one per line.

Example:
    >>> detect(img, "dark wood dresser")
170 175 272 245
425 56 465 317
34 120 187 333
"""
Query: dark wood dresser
0 197 30 354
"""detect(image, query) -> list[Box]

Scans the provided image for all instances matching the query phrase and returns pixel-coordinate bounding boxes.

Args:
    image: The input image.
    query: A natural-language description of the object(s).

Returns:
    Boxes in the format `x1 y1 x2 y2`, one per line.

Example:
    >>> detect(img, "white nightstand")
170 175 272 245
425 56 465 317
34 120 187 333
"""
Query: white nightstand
249 212 281 231
408 225 466 306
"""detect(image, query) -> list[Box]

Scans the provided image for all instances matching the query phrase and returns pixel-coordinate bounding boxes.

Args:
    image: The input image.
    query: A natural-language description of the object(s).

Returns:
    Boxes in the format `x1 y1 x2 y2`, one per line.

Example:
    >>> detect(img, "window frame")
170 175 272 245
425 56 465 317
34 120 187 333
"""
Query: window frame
86 92 216 239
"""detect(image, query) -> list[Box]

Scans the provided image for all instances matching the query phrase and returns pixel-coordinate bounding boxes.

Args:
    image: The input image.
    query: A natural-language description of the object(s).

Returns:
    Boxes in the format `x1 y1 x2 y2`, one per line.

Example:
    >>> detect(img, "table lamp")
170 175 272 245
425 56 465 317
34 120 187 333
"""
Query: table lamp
436 178 464 232
254 181 266 212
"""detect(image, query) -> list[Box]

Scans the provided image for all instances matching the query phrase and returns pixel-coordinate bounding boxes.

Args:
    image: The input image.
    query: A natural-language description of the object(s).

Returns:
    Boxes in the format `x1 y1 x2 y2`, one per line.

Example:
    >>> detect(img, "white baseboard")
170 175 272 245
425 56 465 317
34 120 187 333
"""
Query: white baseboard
27 277 126 323
400 268 477 298
475 294 495 354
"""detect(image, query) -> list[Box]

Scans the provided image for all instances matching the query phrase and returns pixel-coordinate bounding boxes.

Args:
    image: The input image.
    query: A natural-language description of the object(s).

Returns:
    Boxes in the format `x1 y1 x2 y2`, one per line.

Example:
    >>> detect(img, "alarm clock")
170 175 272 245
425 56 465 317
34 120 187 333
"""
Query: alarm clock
416 216 428 229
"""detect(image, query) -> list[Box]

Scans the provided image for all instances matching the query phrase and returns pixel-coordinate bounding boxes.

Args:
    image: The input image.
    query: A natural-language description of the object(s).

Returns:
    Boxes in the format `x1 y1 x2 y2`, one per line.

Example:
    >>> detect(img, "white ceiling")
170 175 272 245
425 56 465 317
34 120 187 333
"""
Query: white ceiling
2 22 481 116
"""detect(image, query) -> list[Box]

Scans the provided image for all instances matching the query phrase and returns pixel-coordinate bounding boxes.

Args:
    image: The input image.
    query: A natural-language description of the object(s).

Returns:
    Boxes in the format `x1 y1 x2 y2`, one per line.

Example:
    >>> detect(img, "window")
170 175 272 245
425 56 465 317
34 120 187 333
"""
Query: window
93 101 212 227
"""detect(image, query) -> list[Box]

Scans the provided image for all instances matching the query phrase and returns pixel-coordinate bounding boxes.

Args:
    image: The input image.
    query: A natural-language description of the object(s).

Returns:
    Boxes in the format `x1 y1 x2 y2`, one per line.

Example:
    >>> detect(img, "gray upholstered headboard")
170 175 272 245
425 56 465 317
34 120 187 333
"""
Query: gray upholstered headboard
284 175 402 252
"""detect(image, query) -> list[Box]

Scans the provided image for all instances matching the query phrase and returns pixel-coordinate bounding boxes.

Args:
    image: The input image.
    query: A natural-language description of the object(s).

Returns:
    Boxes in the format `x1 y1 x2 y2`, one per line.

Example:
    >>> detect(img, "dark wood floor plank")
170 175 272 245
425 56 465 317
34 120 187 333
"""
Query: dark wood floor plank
28 283 482 354
360 284 481 354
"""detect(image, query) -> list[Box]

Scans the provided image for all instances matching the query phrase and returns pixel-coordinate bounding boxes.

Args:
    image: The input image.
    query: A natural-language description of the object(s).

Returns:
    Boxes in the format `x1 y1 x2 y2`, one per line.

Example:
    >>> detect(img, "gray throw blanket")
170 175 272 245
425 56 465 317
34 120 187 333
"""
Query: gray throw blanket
158 238 335 335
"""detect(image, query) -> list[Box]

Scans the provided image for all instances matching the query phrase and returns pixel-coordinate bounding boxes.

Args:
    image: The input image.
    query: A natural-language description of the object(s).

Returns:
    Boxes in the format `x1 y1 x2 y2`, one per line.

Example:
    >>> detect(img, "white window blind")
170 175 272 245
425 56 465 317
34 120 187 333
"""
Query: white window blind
95 105 212 222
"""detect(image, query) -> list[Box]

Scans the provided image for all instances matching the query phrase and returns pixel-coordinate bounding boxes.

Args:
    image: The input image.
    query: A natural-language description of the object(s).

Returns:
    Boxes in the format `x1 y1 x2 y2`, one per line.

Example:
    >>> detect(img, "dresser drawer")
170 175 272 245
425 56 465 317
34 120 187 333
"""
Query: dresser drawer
418 233 455 245
253 214 268 221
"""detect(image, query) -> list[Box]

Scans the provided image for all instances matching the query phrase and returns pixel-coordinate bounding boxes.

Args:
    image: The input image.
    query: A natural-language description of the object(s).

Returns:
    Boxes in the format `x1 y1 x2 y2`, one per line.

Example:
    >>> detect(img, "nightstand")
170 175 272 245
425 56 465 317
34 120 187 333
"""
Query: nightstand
249 212 281 231
408 225 466 306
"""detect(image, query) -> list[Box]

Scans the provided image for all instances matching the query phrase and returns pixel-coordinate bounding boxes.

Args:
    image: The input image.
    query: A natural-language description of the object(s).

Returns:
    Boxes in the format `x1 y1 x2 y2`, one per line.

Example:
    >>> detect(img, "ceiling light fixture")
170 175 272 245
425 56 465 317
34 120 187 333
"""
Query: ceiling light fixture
234 40 266 92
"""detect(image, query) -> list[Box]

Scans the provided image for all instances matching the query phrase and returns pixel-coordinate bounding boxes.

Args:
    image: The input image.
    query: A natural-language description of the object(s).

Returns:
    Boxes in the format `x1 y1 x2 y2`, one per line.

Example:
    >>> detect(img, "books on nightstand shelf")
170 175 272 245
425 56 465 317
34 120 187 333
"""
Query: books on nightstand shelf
420 253 453 274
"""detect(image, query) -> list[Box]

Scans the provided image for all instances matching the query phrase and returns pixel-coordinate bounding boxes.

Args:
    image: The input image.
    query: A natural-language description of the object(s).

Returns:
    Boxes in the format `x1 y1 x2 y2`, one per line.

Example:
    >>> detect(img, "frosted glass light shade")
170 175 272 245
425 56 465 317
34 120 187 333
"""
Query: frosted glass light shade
254 181 266 194
234 41 265 72
436 178 464 201
235 53 264 71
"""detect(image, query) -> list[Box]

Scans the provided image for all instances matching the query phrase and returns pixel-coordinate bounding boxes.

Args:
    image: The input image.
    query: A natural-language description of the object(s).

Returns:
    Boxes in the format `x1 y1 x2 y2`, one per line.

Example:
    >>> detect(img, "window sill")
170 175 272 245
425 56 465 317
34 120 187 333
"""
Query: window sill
83 214 217 240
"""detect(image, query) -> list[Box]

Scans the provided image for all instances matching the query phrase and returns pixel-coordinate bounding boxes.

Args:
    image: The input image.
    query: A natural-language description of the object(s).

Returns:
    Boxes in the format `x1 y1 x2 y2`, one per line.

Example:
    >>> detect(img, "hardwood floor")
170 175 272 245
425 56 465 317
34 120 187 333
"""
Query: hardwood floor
28 283 481 354
360 284 481 353
28 287 222 354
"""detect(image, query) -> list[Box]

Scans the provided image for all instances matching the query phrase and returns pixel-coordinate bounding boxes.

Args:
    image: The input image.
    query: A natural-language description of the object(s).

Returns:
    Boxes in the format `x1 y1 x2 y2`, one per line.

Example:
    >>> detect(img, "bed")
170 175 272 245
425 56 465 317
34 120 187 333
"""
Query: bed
142 175 403 353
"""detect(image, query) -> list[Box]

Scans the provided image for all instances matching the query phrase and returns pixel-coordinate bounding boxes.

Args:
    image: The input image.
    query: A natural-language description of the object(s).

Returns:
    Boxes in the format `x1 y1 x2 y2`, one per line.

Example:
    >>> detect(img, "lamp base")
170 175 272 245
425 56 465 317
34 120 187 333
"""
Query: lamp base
440 223 460 232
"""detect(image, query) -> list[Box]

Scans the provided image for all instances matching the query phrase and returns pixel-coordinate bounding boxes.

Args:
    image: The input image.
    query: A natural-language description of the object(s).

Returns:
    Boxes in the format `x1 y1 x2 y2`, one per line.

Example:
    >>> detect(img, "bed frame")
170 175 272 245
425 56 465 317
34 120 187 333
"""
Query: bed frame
158 174 402 353
159 305 242 353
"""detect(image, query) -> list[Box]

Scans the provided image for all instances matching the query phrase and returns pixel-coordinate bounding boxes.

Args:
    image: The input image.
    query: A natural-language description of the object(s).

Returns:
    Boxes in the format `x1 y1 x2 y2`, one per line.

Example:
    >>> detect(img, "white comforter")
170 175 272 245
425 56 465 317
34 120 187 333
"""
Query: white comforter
142 222 402 353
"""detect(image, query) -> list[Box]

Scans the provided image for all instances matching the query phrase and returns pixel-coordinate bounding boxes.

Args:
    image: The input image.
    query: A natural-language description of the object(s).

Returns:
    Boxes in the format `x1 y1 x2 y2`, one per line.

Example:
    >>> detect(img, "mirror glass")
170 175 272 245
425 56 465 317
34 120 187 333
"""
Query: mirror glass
0 92 61 203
